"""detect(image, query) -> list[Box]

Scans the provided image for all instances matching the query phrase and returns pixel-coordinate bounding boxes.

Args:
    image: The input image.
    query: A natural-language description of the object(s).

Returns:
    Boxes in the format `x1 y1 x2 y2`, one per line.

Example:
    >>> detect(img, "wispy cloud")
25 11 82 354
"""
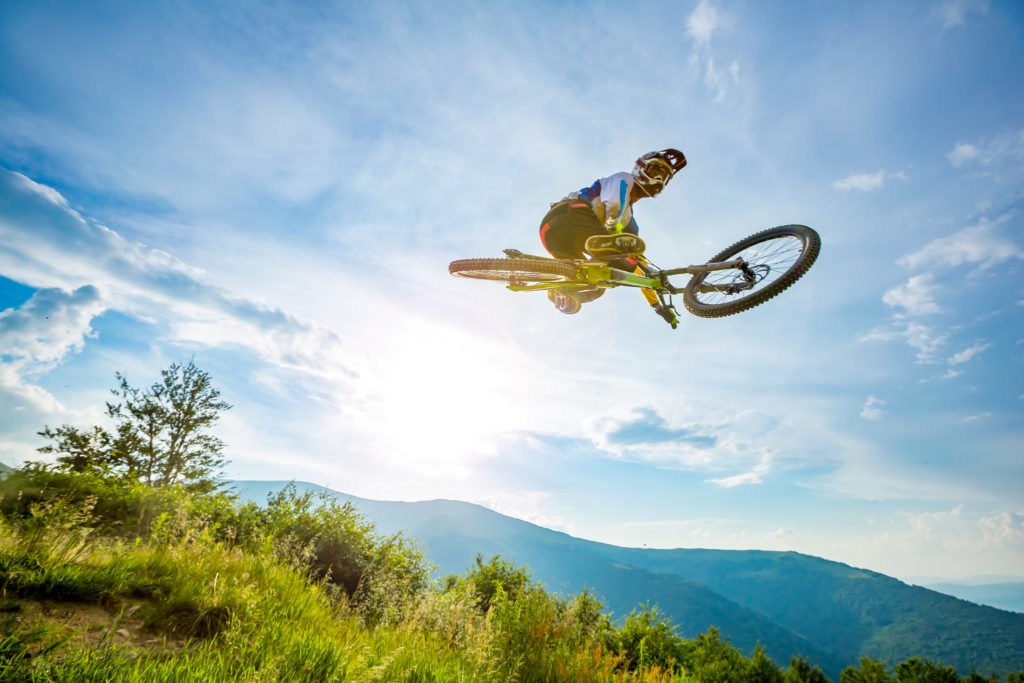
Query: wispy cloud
948 341 990 366
882 274 941 316
906 504 1023 551
686 0 721 47
864 211 1022 370
685 0 740 102
586 406 784 479
0 286 104 376
897 214 1023 271
0 284 109 437
860 396 886 421
598 406 717 449
931 0 989 29
707 453 773 488
0 171 361 392
858 321 949 364
833 169 908 192
947 129 1024 168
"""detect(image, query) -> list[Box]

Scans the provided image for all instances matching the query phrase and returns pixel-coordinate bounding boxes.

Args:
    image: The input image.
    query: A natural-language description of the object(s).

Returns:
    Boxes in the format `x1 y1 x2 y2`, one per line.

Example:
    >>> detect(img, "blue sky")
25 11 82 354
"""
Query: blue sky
1 0 1021 582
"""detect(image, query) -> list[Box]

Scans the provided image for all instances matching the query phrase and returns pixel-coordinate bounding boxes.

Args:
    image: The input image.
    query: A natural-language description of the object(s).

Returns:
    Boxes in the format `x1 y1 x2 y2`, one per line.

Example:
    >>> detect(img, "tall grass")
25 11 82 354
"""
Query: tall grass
2 471 1019 682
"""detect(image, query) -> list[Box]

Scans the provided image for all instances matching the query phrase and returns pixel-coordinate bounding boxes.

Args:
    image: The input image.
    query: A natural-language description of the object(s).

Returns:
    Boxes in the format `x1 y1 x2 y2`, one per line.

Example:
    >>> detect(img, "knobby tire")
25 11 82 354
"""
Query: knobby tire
448 258 577 284
683 224 820 318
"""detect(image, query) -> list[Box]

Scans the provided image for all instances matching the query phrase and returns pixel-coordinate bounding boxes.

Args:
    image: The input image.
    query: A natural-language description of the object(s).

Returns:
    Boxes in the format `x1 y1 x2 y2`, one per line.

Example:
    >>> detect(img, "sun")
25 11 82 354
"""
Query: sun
360 316 532 477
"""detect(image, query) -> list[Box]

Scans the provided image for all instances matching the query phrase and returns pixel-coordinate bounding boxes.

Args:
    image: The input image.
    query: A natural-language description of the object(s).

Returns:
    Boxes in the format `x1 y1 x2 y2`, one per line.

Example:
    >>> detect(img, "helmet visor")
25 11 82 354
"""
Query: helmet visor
636 158 674 189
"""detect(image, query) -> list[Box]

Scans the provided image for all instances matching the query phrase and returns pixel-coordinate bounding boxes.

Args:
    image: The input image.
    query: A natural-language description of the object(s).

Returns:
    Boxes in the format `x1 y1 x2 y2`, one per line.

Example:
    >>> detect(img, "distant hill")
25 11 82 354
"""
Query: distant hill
233 480 1024 678
924 582 1024 615
0 461 13 477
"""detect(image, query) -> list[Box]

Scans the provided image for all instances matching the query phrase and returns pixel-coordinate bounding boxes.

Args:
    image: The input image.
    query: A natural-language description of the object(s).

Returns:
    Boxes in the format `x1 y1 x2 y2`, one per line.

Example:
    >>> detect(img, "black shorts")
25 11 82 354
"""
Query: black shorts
539 200 638 271
539 201 604 260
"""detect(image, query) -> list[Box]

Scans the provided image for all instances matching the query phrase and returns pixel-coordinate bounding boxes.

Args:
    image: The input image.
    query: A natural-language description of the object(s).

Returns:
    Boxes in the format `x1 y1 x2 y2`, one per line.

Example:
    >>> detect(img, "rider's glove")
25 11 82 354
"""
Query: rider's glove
652 304 679 329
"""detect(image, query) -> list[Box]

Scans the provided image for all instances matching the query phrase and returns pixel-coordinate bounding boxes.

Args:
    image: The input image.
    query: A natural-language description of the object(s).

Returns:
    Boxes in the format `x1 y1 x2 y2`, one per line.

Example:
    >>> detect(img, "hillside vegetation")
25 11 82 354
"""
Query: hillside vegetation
3 470 1021 682
2 360 1021 681
234 481 1024 678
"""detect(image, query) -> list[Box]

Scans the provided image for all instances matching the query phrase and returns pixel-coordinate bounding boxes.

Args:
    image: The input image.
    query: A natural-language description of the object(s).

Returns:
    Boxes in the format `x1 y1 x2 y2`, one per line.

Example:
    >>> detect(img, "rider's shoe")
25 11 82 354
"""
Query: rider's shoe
548 288 581 315
585 233 647 257
652 303 679 329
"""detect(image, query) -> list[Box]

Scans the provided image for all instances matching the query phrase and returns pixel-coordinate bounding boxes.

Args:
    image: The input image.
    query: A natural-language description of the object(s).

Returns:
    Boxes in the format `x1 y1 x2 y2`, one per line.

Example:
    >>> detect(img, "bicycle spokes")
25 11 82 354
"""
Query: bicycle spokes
691 235 803 304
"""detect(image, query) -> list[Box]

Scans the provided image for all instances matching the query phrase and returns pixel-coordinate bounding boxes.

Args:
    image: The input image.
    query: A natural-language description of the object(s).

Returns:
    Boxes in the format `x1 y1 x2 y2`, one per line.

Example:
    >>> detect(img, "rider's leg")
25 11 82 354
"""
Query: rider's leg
539 204 607 312
616 257 675 323
539 203 605 260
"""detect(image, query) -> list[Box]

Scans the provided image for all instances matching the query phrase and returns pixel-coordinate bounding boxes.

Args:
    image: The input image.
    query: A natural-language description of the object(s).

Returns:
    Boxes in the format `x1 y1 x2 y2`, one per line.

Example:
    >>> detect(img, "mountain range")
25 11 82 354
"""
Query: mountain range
920 581 1024 615
233 480 1024 679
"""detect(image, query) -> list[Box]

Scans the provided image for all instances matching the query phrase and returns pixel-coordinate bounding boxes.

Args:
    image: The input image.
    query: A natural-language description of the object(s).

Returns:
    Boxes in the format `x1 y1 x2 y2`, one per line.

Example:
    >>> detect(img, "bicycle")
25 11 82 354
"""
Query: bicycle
448 224 821 328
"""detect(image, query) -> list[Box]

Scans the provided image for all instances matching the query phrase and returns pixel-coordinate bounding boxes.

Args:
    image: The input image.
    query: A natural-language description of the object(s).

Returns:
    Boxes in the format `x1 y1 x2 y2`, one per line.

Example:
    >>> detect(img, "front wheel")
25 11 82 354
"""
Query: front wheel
683 225 820 318
449 257 578 284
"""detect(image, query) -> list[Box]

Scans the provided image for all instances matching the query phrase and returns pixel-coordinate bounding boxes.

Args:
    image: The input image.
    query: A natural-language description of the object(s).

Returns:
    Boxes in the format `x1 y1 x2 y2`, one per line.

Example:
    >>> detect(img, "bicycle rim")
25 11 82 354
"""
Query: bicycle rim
683 225 820 318
449 257 577 284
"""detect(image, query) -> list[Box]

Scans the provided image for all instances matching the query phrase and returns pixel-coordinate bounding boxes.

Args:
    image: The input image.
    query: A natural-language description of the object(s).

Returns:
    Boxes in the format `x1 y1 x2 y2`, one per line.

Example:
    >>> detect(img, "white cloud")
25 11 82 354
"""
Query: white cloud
0 286 109 462
913 505 1024 548
703 57 742 102
0 286 105 376
686 0 721 47
858 321 949 364
685 0 740 102
898 214 1023 271
707 453 773 488
947 129 1024 167
0 171 362 390
961 412 991 423
903 323 950 363
948 342 990 366
948 142 980 167
833 169 908 192
882 274 941 316
860 396 886 421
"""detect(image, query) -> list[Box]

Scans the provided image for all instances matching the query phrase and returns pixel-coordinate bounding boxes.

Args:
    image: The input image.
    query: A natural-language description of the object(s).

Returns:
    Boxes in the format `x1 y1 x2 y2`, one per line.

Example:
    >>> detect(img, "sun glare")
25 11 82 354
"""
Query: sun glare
362 318 531 477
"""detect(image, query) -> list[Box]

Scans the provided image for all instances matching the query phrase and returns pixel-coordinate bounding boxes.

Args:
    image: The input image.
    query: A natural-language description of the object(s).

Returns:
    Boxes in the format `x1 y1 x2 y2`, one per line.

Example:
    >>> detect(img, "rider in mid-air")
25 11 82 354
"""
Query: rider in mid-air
538 148 687 326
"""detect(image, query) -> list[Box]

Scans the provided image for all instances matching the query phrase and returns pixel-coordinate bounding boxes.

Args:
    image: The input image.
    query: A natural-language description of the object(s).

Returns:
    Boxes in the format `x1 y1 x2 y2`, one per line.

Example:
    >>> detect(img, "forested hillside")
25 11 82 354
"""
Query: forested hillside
2 362 1021 681
235 480 1024 679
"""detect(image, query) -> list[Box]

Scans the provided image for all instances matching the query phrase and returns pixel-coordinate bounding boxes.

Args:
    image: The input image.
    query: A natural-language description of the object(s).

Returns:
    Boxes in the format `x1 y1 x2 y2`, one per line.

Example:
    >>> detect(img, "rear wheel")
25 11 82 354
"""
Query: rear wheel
448 257 578 284
683 225 820 318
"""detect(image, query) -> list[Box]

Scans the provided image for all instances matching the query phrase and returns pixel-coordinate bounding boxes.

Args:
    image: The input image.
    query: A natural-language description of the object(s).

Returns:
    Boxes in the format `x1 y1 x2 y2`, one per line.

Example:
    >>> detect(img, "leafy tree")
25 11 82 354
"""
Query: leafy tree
456 553 533 613
785 655 829 682
35 425 113 475
748 644 785 683
963 673 1000 683
681 626 751 680
842 657 892 683
614 603 686 673
36 360 230 492
894 657 959 682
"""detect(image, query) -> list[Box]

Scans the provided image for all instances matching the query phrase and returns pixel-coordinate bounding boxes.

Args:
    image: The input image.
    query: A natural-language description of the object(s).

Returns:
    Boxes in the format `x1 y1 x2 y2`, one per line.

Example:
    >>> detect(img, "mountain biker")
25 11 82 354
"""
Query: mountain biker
539 149 687 326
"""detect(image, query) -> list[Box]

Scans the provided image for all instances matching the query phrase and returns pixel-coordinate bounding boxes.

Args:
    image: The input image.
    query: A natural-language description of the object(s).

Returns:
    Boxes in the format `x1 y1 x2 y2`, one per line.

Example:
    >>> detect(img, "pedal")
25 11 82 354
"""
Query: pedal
585 234 646 257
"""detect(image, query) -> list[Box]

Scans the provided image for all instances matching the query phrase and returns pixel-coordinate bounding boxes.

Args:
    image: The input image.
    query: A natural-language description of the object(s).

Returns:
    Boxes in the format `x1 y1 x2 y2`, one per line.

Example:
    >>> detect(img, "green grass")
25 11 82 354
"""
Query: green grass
1 472 1020 682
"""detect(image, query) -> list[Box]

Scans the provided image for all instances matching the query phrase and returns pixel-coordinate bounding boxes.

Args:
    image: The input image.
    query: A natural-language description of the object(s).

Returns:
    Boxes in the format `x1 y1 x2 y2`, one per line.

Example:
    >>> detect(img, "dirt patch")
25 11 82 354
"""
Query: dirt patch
3 597 190 654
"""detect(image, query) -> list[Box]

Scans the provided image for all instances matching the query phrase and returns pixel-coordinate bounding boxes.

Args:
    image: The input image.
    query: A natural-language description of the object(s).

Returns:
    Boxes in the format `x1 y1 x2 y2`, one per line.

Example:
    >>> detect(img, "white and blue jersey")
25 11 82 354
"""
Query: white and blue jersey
567 172 639 235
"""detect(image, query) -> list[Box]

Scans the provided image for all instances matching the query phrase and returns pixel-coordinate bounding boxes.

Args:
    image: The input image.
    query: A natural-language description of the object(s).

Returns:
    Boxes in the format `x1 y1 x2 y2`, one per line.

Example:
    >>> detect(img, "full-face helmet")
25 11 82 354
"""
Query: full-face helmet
632 148 687 196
